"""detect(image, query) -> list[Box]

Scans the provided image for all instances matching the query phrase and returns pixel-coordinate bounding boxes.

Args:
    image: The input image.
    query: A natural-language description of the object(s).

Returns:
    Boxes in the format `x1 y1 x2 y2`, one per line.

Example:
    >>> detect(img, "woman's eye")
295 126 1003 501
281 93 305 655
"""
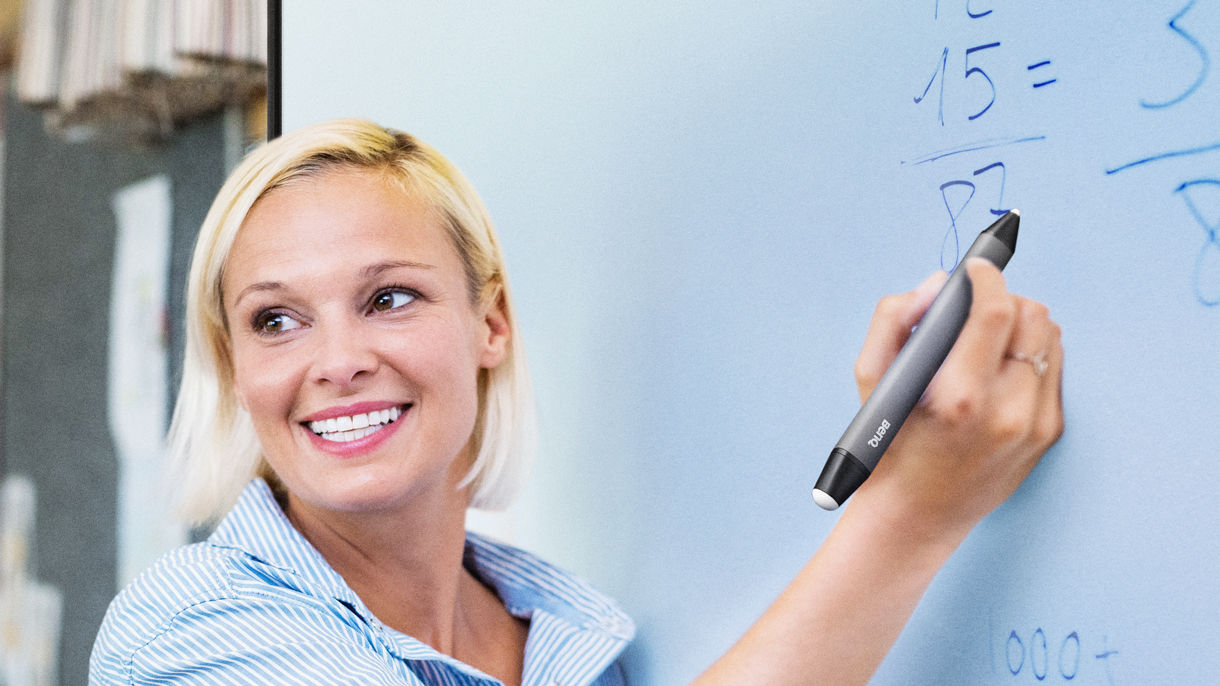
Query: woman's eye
254 311 302 335
371 289 416 312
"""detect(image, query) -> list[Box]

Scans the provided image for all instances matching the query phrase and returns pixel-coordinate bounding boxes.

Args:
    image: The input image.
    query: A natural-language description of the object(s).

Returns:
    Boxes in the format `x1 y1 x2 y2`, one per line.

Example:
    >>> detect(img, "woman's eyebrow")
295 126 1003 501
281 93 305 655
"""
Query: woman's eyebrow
230 280 285 308
364 260 436 278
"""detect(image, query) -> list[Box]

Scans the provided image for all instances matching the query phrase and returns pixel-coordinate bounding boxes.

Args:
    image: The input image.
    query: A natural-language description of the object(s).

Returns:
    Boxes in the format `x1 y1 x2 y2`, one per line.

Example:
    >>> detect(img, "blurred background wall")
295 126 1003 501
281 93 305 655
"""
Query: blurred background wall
0 2 266 683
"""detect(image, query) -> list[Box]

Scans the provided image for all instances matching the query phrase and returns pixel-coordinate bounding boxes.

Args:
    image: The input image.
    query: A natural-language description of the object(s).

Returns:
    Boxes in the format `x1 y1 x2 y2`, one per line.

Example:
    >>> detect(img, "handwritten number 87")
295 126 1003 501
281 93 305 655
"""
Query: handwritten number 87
915 43 1001 124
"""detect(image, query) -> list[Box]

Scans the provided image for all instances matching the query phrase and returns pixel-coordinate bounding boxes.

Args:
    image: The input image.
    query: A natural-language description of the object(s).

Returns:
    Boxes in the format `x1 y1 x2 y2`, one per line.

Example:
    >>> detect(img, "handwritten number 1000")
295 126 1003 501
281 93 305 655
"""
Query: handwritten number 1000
915 43 1002 124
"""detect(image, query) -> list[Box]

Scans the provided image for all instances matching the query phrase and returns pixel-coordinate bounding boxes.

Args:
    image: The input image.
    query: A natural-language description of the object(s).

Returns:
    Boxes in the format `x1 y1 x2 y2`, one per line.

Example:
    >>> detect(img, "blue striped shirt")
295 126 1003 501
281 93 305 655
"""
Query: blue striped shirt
90 479 635 685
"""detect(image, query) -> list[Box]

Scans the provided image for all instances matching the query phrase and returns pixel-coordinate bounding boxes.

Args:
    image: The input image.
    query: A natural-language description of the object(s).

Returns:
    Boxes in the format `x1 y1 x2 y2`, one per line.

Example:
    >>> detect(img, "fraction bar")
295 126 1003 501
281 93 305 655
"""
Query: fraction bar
901 135 1047 166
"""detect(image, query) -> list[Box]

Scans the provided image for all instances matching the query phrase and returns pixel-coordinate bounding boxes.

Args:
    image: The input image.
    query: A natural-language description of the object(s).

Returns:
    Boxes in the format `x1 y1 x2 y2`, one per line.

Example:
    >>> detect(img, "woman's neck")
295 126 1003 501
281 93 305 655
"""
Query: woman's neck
279 463 528 684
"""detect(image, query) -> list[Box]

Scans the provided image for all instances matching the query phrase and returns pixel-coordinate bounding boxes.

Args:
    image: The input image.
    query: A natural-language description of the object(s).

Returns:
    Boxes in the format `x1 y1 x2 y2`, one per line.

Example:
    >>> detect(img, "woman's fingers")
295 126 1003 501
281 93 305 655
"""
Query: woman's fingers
979 297 1059 453
952 260 1063 453
945 259 1016 378
853 260 1065 530
854 270 947 401
856 259 1062 452
910 259 1013 430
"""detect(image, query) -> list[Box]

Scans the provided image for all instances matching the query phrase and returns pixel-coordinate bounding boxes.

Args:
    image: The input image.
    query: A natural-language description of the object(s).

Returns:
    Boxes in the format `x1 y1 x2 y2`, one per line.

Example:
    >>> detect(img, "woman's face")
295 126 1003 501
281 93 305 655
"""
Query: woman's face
221 170 508 518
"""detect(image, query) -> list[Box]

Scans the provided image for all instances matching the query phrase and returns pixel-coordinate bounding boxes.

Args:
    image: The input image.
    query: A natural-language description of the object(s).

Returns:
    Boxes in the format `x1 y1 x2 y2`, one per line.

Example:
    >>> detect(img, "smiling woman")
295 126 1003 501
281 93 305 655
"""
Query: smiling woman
88 120 578 685
89 118 1064 686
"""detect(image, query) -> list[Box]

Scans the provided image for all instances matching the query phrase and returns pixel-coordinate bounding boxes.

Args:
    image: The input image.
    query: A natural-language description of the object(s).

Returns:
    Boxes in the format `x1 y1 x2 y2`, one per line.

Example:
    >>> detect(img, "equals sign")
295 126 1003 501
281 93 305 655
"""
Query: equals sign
1028 60 1057 88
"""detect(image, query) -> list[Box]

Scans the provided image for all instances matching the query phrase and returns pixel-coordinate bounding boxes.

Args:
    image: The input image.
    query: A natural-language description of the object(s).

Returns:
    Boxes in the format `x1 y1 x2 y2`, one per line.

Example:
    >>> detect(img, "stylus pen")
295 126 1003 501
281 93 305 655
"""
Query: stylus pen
812 209 1020 511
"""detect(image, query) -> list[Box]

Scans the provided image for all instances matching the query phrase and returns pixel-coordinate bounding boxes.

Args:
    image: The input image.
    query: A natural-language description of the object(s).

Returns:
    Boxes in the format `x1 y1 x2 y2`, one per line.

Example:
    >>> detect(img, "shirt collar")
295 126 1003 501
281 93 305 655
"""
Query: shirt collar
462 532 633 640
463 532 635 685
209 478 355 601
209 479 634 683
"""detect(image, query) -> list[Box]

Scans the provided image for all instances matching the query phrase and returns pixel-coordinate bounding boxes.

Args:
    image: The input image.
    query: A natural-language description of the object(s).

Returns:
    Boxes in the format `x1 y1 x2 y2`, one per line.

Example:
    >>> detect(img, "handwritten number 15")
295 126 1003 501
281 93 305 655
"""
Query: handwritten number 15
915 43 1001 124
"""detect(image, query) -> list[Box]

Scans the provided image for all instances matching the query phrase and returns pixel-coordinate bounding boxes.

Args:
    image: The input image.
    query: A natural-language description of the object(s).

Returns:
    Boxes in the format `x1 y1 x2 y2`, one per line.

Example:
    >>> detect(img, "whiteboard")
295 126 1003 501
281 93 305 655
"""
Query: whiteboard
283 2 1220 683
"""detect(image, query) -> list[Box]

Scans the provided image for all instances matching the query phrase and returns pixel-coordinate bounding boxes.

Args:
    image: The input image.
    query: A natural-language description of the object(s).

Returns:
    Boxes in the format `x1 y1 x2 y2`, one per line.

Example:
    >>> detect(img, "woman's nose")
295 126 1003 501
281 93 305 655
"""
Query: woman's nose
310 318 380 388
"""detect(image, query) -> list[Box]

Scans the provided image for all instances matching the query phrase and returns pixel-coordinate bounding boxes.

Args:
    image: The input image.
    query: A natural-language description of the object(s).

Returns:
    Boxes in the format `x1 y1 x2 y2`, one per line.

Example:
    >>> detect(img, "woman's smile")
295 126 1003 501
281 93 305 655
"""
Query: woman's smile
299 402 413 460
305 404 408 443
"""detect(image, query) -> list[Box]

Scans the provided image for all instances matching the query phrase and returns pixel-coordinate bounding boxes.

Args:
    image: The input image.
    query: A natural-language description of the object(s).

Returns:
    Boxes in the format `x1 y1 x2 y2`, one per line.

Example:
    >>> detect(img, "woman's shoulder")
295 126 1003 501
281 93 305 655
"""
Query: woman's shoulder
89 540 376 684
94 541 249 648
90 541 242 682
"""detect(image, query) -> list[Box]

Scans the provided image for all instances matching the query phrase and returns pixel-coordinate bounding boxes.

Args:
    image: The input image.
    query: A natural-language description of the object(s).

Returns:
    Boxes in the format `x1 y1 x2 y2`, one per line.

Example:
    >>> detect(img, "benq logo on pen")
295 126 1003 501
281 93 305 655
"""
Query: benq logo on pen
867 419 891 448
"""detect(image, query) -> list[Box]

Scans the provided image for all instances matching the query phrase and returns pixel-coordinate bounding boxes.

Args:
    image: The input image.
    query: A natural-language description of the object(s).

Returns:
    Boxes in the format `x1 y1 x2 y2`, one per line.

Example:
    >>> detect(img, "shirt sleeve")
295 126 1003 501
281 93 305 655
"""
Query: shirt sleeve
90 592 424 686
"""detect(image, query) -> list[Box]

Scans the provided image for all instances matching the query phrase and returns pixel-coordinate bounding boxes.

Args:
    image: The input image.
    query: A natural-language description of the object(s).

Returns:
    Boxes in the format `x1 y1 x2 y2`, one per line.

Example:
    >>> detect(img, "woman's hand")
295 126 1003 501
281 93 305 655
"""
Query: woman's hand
851 258 1064 540
696 261 1064 686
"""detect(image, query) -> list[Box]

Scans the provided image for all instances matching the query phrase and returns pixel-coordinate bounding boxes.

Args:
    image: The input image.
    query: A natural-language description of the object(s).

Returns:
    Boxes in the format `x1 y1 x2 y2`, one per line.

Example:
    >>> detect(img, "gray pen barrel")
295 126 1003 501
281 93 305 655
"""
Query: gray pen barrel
813 212 1018 510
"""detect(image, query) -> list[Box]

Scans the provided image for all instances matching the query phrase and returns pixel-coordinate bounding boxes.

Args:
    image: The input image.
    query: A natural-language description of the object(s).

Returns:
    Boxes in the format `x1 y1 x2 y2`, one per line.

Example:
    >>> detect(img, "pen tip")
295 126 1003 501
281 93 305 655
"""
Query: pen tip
812 489 841 511
1009 208 1020 217
988 208 1019 250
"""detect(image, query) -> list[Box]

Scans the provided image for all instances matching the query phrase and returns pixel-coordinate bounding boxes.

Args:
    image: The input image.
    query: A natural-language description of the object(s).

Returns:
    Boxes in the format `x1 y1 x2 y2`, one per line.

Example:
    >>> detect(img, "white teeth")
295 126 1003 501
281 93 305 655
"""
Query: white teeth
307 406 405 441
332 426 377 442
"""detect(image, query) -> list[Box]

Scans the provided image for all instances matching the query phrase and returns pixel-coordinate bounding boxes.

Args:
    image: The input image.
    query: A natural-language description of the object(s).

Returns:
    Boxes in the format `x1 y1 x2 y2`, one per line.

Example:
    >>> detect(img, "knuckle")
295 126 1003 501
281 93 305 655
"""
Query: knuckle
929 388 984 426
1048 321 1063 345
975 296 1017 330
873 293 907 322
1036 409 1066 446
989 408 1028 445
1021 300 1051 324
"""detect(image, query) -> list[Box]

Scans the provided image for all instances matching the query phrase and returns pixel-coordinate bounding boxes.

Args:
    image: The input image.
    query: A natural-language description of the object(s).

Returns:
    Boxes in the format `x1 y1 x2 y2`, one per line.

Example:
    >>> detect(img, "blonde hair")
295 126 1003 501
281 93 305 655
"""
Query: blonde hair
168 118 535 525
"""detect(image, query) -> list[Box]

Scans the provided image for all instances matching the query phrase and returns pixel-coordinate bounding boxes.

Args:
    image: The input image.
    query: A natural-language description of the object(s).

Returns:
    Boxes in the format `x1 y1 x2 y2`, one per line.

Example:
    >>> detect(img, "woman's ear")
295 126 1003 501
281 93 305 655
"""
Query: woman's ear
478 284 511 369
